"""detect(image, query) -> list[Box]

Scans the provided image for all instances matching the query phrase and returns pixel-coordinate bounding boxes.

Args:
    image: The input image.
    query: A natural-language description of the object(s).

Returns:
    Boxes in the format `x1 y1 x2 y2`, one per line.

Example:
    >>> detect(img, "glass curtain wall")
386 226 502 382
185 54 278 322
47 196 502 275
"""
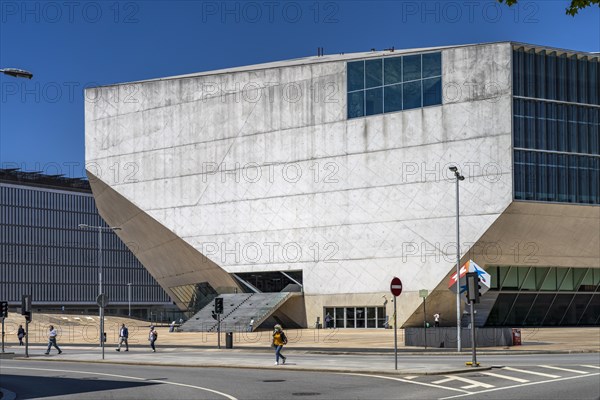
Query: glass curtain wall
513 47 600 205
486 265 600 326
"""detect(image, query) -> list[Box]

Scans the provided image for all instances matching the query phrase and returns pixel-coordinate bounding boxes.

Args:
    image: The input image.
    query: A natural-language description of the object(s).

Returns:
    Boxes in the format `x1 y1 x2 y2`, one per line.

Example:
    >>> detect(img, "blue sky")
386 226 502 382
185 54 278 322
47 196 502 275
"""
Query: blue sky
1 0 598 177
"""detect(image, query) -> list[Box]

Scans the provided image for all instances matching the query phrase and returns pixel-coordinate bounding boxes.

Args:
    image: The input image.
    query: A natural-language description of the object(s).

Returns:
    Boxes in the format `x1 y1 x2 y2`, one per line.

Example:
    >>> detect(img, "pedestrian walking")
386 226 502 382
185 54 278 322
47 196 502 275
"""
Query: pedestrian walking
434 313 440 327
148 325 158 352
272 324 287 365
247 317 255 332
116 323 129 351
44 325 62 355
17 324 25 346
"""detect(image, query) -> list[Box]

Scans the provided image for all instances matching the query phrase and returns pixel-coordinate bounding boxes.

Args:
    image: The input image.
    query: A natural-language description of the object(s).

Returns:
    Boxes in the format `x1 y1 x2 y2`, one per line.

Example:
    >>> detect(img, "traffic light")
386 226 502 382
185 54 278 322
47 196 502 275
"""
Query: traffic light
24 312 32 322
466 272 481 304
214 297 223 314
0 301 8 318
21 294 32 315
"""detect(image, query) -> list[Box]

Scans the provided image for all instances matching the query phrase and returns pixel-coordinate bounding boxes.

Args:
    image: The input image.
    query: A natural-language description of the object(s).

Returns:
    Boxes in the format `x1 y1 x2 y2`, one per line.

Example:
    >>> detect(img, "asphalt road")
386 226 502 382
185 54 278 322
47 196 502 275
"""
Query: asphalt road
1 353 599 399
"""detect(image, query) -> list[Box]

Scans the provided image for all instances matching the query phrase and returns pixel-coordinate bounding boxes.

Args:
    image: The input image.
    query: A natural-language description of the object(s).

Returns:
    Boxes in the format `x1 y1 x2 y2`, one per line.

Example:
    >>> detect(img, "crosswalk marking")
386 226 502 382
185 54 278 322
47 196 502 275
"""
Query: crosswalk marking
581 365 600 370
432 375 494 389
481 371 529 383
503 366 560 378
540 365 589 375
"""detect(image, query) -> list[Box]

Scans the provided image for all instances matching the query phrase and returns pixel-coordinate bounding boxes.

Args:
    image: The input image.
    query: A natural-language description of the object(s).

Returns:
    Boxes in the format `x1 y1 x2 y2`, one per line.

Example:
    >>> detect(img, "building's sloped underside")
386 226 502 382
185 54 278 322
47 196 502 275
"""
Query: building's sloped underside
404 201 600 327
87 171 240 311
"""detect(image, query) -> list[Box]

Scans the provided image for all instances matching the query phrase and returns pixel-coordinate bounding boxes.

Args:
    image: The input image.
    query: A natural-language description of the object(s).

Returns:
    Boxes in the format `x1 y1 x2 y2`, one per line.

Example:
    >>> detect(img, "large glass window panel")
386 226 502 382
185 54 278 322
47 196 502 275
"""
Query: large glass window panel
568 156 578 203
505 294 537 326
556 105 568 151
347 61 364 92
384 57 402 85
377 307 386 328
590 109 599 155
524 100 536 148
567 106 579 153
535 152 549 201
513 48 524 96
347 91 364 119
578 108 589 154
578 294 600 325
365 88 383 116
384 84 402 113
557 54 567 101
578 56 588 104
487 293 517 326
541 268 557 291
488 266 499 290
367 307 376 328
535 51 546 99
423 77 441 107
588 59 598 105
403 54 421 81
590 158 600 204
514 151 525 200
557 155 569 202
514 99 525 148
564 294 592 325
559 268 575 291
356 307 366 328
547 153 558 202
365 59 383 89
535 267 550 290
524 151 536 200
544 294 574 326
422 52 441 78
567 55 578 103
520 267 536 290
556 268 570 289
346 307 355 328
525 49 535 98
501 267 519 290
403 80 422 110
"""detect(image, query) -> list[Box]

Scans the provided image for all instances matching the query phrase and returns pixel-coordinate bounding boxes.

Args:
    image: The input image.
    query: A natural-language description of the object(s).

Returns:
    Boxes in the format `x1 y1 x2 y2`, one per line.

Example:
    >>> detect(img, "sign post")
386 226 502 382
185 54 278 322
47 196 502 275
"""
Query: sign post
22 295 32 358
96 294 109 360
419 290 428 350
390 277 403 370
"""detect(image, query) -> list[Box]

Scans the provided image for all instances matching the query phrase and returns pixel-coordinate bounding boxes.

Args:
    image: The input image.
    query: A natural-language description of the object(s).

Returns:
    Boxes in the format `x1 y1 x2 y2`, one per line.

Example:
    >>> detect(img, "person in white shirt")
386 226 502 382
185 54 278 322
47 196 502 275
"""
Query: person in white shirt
433 313 440 327
44 325 62 355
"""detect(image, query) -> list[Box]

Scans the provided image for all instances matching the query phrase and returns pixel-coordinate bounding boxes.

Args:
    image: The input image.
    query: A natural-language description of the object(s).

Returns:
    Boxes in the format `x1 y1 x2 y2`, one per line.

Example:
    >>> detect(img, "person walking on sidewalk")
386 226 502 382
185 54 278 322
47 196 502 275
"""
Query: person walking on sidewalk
272 324 287 365
17 324 25 345
116 323 129 352
44 325 62 355
148 326 158 352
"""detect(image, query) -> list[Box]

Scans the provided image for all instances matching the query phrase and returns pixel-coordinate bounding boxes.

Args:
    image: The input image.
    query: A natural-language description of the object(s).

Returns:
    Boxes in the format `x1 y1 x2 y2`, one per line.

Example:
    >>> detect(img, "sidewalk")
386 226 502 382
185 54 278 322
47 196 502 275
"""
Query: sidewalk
7 345 493 375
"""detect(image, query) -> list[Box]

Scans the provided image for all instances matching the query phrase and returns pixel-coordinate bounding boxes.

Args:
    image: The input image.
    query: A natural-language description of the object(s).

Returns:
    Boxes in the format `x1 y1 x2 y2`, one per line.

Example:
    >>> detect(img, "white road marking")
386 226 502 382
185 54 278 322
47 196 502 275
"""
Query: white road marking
439 372 600 399
581 365 600 370
433 375 494 389
3 366 238 400
345 373 472 394
481 372 529 383
403 376 418 379
432 377 455 384
503 366 560 378
540 365 589 375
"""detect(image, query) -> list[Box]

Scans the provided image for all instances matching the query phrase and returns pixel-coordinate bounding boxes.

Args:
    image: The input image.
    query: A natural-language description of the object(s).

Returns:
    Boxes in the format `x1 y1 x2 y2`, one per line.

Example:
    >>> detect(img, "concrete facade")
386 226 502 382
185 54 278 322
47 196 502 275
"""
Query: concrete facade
84 42 598 327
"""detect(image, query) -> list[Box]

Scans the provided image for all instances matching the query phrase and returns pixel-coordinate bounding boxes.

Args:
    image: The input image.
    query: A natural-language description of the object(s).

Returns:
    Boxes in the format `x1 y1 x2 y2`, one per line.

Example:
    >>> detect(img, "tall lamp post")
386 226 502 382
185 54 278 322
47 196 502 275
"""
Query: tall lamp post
78 223 121 360
0 68 33 79
449 166 465 352
127 283 132 317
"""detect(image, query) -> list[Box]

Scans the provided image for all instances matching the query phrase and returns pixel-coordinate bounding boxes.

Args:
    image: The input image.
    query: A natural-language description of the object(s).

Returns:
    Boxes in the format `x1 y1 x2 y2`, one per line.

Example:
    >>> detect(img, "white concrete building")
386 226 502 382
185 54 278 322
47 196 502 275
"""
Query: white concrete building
85 42 599 329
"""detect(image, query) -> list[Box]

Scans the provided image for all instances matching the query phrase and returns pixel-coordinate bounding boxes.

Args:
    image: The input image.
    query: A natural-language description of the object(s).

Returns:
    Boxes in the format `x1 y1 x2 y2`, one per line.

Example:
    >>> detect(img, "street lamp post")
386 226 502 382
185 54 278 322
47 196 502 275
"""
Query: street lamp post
127 283 132 317
449 166 465 352
78 223 121 360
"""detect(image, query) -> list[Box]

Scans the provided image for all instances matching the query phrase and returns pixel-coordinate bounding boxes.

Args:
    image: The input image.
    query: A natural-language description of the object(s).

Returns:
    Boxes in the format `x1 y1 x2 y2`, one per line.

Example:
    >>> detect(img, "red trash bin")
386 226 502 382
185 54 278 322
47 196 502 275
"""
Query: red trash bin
512 328 522 346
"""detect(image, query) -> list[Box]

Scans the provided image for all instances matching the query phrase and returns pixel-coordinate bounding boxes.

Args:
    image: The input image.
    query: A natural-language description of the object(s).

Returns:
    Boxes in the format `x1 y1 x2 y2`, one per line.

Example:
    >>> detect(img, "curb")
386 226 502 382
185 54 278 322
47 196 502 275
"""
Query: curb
12 356 493 376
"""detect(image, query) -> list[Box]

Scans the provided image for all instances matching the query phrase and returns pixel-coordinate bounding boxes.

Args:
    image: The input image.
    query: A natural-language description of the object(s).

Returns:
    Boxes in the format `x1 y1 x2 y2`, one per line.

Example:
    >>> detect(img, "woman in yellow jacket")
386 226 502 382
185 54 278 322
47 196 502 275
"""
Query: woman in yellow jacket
272 324 287 365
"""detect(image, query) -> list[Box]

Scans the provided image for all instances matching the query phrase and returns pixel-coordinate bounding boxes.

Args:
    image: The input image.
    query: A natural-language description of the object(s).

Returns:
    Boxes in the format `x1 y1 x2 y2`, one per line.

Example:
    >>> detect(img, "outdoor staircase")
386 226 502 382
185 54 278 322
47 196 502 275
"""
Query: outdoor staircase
180 292 300 332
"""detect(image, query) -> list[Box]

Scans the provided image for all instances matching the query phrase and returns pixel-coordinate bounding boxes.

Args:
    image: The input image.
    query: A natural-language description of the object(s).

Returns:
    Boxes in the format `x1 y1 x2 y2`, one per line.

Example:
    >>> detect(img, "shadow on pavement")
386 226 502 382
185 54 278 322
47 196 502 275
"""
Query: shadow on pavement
2 374 160 399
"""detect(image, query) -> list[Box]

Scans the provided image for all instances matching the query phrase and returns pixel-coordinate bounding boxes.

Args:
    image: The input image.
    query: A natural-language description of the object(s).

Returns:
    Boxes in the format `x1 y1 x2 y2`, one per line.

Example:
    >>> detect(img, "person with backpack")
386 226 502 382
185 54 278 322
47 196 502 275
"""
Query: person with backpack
148 326 158 352
272 324 287 365
17 324 26 346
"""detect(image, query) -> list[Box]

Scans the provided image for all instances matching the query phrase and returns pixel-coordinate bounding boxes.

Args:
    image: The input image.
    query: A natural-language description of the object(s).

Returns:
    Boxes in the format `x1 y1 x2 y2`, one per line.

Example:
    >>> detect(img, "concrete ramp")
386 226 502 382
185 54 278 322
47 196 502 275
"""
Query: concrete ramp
181 292 301 332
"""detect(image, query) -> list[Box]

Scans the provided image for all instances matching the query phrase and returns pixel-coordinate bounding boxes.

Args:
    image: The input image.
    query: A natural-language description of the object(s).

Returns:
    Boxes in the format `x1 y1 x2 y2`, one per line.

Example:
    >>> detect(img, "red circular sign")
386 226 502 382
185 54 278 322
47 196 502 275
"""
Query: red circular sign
390 277 403 296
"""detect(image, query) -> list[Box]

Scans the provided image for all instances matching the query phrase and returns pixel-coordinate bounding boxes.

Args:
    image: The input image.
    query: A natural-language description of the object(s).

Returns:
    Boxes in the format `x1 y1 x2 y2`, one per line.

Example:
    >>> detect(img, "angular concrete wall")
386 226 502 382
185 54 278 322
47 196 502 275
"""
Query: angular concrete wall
85 43 514 322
